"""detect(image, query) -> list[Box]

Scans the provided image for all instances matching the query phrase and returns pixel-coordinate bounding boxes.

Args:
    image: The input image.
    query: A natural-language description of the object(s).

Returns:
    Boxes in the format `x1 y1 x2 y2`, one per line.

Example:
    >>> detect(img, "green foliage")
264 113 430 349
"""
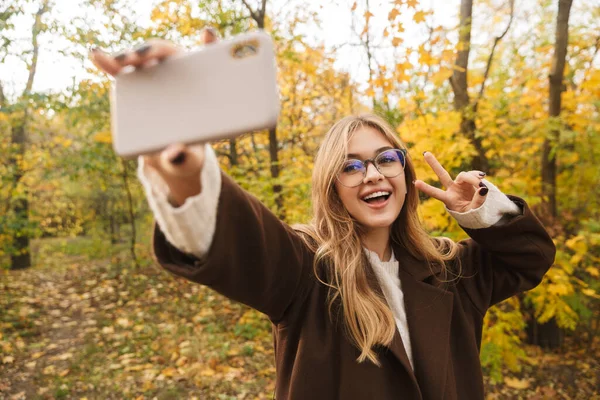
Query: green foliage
481 298 527 383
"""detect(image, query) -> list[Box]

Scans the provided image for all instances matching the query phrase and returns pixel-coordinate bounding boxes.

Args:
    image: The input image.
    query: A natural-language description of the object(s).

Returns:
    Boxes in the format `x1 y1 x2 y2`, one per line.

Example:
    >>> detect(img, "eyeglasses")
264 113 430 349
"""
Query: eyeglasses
337 148 407 188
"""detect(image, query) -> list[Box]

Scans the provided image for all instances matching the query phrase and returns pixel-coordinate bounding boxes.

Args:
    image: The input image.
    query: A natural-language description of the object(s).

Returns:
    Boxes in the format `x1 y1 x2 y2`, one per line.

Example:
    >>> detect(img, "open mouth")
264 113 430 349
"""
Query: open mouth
361 191 391 205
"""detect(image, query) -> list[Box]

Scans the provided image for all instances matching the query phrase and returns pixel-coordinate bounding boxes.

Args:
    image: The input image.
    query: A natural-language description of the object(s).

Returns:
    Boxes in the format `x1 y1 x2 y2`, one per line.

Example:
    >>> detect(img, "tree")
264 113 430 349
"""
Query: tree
529 0 574 350
449 0 514 173
237 0 287 218
541 0 574 222
1 0 50 269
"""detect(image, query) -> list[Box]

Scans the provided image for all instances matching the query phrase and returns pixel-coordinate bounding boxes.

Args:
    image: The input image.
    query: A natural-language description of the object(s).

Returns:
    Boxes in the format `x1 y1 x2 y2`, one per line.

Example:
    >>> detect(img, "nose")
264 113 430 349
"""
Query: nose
363 162 384 184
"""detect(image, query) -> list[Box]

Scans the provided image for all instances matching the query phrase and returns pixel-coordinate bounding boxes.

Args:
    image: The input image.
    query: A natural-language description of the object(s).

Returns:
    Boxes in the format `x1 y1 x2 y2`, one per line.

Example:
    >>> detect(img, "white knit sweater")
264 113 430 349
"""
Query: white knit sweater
364 247 416 369
138 144 521 370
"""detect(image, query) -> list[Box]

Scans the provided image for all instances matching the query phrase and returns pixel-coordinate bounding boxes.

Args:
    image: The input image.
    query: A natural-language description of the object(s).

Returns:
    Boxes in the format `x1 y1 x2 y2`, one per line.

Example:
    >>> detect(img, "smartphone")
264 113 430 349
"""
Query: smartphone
110 30 280 159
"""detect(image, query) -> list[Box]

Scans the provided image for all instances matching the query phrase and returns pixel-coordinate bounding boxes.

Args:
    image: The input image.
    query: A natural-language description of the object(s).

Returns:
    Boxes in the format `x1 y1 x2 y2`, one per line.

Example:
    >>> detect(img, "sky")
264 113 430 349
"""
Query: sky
0 0 466 102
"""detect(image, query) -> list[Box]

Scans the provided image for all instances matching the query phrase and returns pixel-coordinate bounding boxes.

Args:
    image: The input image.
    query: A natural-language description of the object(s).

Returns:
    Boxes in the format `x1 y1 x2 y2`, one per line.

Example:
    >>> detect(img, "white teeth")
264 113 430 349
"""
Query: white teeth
362 191 390 200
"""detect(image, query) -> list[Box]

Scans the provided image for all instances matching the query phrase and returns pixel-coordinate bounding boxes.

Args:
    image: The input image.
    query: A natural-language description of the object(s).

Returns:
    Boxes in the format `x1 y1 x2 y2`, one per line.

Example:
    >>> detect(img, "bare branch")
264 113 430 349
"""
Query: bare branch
419 24 435 97
473 0 515 112
24 2 49 96
240 0 260 24
364 0 374 86
331 42 388 51
576 34 600 92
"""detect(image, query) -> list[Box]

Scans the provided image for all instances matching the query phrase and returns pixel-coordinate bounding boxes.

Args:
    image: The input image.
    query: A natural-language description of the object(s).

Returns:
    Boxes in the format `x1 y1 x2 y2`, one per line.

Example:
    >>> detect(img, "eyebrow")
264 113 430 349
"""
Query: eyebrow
347 146 394 159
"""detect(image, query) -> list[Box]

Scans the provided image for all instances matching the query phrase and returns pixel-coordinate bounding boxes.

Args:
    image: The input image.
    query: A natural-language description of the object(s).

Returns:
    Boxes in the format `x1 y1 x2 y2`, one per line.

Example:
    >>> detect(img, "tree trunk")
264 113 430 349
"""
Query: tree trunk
229 138 238 166
8 3 48 270
526 317 564 349
450 0 489 172
529 0 573 350
9 118 31 270
110 213 118 245
240 0 284 219
541 0 573 221
268 127 284 219
121 159 139 267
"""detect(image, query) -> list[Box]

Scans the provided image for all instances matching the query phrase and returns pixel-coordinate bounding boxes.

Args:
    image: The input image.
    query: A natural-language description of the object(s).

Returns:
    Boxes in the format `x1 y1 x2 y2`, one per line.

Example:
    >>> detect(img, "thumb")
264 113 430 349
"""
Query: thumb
468 185 489 211
157 143 205 179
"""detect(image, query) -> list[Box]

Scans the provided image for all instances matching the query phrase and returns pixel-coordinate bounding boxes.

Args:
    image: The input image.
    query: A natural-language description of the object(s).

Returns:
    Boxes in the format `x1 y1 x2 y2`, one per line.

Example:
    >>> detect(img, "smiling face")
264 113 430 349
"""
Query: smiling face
334 126 407 234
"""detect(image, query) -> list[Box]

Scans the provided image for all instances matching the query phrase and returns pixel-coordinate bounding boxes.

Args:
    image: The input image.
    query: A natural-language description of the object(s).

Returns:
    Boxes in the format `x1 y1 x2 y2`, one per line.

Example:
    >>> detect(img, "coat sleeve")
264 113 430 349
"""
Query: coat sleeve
455 195 556 313
151 172 314 323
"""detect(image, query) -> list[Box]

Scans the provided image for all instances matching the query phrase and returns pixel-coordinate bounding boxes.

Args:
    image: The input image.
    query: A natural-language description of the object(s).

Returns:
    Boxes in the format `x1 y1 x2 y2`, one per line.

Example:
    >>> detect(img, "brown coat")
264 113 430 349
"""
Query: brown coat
152 173 555 399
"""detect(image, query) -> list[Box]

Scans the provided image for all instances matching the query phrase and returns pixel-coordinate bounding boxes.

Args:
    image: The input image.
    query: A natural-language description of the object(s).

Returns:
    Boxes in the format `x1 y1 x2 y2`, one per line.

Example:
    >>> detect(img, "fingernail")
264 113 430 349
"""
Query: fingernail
479 187 489 196
170 152 186 165
114 53 127 63
423 151 428 156
91 47 100 53
204 26 217 35
412 180 416 185
135 44 152 56
478 172 486 177
478 182 487 188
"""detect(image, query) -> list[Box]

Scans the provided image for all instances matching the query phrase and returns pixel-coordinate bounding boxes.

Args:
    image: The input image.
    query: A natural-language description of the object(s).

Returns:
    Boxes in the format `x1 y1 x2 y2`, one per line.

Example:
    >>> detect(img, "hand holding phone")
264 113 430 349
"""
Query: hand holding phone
89 29 218 205
109 30 279 159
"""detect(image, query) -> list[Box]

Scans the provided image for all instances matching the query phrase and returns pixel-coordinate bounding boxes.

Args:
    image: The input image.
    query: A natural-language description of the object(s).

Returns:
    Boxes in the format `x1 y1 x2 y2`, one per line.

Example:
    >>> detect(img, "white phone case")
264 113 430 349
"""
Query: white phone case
110 30 280 158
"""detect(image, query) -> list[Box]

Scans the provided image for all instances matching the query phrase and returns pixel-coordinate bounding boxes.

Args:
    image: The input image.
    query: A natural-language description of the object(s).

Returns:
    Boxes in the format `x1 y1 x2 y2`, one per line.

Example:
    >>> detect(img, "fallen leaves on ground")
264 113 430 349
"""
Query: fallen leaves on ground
0 238 275 398
1 237 599 399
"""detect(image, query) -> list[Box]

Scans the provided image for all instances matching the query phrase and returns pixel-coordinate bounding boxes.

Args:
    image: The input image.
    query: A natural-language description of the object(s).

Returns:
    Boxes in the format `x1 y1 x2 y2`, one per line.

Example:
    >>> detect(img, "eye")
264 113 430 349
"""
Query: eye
377 151 400 164
342 160 363 173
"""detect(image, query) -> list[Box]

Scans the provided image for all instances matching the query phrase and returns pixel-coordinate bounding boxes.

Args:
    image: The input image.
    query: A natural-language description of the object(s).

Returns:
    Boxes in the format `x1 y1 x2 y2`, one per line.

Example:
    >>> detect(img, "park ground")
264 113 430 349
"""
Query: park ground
1 237 599 399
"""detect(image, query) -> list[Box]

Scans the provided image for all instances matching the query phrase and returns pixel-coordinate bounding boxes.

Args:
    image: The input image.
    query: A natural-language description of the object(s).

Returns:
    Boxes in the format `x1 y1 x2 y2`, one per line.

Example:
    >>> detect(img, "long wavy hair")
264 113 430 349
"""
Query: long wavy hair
295 114 460 365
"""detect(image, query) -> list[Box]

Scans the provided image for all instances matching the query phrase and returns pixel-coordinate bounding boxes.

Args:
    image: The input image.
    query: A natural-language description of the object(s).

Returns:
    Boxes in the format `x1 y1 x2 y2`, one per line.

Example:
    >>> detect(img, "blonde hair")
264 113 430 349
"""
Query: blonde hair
295 114 460 365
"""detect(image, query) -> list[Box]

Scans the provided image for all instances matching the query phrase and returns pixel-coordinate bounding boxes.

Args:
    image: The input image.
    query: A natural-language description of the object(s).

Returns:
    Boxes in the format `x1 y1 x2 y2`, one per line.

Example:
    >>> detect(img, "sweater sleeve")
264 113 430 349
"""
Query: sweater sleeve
446 179 521 229
137 144 221 258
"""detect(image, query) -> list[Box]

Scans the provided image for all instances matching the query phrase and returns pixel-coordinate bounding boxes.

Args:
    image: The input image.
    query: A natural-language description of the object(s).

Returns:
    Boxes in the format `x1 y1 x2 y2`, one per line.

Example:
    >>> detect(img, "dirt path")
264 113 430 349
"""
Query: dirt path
1 264 92 399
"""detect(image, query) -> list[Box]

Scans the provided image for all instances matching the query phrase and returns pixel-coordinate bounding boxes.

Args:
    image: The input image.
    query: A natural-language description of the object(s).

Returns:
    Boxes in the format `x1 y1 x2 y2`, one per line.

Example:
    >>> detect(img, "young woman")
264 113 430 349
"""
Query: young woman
91 29 555 400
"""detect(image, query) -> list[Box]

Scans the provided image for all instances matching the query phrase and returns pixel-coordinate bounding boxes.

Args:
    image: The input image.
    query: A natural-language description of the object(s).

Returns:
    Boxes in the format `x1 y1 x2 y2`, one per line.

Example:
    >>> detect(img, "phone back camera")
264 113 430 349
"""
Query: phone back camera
231 40 260 59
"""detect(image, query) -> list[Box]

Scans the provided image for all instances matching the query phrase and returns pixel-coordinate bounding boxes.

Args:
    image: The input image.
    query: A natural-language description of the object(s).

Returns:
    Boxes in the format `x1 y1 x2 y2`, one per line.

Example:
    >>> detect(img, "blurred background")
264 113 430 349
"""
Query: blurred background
1 0 599 398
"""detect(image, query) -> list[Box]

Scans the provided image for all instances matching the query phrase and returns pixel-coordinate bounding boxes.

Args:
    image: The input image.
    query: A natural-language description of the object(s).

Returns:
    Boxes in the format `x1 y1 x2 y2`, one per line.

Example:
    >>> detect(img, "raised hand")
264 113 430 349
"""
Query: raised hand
88 28 218 206
413 152 488 213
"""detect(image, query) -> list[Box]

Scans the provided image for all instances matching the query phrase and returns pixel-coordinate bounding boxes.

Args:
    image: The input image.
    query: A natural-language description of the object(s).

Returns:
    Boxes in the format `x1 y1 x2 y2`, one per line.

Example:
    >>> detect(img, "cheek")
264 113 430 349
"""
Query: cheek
400 181 407 196
389 175 407 197
399 175 409 196
334 183 358 211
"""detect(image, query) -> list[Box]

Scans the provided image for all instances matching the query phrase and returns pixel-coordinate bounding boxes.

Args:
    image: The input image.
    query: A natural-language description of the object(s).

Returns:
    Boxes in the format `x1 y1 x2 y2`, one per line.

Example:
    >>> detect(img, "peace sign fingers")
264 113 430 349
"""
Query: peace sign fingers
423 151 455 187
414 152 488 213
413 179 447 203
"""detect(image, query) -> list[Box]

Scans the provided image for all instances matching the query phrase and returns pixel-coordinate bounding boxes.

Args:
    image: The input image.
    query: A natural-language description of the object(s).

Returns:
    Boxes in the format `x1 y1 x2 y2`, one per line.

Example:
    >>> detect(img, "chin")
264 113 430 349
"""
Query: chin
358 215 397 231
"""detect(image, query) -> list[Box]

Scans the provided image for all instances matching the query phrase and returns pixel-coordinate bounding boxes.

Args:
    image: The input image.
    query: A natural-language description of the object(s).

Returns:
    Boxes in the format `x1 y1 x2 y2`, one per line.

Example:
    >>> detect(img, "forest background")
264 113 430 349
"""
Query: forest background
1 0 599 398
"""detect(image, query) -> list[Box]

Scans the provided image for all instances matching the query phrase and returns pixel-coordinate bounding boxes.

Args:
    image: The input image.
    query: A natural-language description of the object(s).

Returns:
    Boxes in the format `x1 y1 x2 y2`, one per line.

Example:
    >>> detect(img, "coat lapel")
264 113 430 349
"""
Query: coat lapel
387 329 421 391
393 245 454 400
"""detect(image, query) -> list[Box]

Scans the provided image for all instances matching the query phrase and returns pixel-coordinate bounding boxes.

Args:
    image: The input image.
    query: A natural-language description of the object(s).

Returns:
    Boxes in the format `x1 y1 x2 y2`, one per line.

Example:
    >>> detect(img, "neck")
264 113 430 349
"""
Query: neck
362 227 392 262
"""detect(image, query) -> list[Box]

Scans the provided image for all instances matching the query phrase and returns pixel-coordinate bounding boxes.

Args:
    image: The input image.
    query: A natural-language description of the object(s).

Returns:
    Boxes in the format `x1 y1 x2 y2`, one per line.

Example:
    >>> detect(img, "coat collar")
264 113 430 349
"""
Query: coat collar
384 242 454 400
391 242 444 281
